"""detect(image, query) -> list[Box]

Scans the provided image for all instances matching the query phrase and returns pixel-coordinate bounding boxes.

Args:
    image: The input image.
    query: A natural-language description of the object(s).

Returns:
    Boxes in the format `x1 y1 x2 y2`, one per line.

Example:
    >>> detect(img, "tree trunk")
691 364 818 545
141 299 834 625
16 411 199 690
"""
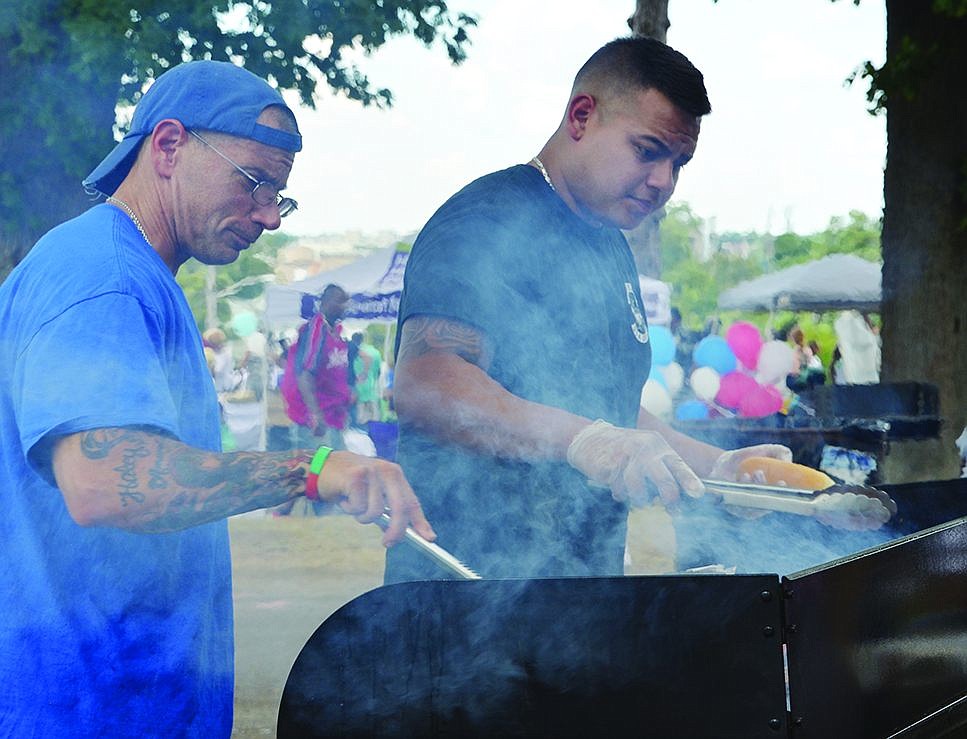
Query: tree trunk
879 0 967 481
627 0 670 41
625 0 671 279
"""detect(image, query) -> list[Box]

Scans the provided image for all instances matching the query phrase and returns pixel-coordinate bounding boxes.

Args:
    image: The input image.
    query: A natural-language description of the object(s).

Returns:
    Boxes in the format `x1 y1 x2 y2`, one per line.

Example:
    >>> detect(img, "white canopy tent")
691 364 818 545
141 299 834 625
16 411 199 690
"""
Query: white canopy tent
718 254 882 313
265 244 675 333
263 243 409 330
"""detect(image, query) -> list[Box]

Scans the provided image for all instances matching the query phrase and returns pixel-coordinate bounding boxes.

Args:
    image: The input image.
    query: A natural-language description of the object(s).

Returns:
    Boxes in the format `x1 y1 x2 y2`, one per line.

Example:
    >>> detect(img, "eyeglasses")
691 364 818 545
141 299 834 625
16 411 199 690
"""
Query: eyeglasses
188 129 298 218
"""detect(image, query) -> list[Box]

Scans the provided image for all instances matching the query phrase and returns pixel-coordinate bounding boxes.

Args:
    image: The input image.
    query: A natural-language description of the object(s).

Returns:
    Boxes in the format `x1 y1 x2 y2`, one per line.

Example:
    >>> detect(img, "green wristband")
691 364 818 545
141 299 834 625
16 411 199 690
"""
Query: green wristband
310 445 333 475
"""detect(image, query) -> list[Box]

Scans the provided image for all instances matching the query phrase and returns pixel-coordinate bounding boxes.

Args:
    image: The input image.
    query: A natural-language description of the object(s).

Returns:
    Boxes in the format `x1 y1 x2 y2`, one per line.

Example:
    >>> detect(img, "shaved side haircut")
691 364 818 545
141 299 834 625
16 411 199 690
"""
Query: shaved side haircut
573 36 711 119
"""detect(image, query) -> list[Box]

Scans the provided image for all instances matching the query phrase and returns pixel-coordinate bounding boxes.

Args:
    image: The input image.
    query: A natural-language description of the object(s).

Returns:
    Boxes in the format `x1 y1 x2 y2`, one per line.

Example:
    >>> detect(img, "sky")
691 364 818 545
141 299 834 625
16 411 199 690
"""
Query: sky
281 0 887 238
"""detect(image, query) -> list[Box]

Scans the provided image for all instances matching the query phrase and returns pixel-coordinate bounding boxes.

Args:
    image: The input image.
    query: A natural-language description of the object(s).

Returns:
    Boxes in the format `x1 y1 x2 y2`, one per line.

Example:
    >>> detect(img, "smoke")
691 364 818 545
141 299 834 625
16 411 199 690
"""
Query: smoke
390 174 654 582
672 494 897 576
387 169 922 583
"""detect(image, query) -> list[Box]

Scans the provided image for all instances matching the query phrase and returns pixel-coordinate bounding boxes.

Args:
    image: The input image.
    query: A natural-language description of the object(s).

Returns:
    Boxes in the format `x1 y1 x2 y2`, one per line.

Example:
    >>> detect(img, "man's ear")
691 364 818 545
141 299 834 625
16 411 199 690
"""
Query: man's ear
149 119 190 178
565 94 597 141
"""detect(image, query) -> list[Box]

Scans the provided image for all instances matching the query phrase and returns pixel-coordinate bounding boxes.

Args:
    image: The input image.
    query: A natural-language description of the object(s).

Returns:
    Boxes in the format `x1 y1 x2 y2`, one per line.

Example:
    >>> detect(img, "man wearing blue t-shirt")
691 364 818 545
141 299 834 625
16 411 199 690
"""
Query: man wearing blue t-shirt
386 37 791 583
0 61 433 737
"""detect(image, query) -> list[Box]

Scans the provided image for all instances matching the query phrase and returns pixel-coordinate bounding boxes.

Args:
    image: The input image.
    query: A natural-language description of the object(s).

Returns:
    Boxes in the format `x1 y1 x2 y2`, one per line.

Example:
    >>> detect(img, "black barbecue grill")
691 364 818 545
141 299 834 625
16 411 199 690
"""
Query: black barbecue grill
278 478 967 739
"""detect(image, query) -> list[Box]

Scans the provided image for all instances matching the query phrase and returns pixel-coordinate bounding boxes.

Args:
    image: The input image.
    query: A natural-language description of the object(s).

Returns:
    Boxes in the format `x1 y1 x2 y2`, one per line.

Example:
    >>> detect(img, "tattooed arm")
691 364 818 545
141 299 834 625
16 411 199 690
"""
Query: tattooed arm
51 428 434 543
393 315 590 461
395 316 728 508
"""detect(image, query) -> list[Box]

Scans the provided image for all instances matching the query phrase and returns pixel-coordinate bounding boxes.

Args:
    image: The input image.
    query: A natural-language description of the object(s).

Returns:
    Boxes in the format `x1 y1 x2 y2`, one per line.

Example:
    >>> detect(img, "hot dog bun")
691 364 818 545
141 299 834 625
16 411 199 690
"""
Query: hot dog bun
737 457 835 490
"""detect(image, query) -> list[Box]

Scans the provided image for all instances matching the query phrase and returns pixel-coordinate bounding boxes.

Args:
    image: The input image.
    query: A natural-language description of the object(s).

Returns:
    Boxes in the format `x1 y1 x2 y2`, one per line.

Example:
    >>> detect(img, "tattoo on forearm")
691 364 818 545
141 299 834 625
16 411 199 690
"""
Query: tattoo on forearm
148 439 168 490
80 428 139 459
77 429 311 533
81 429 149 506
134 449 308 533
398 315 491 368
114 442 149 506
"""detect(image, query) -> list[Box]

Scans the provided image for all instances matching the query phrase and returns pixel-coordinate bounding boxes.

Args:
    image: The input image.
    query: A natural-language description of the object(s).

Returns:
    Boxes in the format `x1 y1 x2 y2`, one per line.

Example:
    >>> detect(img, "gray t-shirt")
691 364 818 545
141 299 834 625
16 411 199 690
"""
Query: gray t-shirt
386 165 652 581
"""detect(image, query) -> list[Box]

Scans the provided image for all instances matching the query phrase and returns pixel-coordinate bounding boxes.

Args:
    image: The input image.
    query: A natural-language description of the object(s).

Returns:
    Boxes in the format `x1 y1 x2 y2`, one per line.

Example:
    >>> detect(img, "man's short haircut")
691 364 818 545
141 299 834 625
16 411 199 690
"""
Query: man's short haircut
573 36 711 118
257 104 300 135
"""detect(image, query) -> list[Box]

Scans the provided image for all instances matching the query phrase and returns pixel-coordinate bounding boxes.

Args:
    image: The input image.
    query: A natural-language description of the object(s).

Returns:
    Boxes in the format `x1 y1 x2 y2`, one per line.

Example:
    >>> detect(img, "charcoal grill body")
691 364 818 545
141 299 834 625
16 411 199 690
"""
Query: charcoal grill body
279 575 788 738
784 516 967 738
279 483 967 739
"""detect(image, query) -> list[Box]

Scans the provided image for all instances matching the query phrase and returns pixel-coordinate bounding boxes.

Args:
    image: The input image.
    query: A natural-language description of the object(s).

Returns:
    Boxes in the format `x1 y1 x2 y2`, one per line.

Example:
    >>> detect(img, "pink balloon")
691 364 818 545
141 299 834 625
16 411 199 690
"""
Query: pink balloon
725 321 764 371
715 370 759 409
739 383 784 418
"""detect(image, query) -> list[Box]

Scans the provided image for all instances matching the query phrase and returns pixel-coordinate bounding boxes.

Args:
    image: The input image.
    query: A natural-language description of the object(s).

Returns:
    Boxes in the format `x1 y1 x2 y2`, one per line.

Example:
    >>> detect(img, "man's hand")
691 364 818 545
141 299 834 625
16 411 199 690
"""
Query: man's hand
566 420 704 509
315 452 435 546
707 444 793 483
707 443 794 520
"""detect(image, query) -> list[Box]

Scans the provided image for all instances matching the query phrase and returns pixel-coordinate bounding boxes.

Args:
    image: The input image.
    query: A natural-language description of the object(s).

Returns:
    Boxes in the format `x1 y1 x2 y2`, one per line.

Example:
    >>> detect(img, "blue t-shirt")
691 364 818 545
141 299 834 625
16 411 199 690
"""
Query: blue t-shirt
0 205 233 737
385 165 652 582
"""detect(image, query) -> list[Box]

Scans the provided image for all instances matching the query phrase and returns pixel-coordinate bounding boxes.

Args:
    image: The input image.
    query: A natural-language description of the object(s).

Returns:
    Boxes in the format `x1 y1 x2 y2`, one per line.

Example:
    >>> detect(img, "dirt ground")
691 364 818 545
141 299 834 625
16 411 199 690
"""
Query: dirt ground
228 505 676 738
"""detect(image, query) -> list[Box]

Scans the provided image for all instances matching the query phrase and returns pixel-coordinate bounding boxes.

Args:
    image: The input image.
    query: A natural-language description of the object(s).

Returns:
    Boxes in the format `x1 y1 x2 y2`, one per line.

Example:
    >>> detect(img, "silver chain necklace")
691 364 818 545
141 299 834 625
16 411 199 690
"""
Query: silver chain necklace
529 156 556 192
106 196 153 248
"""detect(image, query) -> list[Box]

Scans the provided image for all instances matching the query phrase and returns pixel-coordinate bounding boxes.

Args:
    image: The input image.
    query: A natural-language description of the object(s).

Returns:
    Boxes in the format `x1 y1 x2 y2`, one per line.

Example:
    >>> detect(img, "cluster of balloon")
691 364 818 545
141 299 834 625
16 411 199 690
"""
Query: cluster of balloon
639 325 685 420
679 321 794 421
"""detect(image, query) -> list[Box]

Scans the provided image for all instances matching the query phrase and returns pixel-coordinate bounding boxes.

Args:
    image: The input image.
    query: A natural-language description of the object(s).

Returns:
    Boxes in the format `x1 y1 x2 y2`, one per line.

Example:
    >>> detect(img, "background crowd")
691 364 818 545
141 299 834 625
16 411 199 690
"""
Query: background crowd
202 283 397 464
202 295 882 463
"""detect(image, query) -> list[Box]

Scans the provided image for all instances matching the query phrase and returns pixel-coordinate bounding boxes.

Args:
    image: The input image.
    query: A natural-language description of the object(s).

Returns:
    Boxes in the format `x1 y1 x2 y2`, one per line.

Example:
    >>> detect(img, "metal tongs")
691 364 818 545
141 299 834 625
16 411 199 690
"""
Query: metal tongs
701 478 898 531
375 511 481 580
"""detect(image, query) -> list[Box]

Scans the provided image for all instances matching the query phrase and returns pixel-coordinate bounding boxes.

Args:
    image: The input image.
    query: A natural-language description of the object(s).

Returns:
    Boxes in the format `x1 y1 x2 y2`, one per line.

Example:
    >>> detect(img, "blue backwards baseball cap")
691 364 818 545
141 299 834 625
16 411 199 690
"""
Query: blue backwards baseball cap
84 60 302 196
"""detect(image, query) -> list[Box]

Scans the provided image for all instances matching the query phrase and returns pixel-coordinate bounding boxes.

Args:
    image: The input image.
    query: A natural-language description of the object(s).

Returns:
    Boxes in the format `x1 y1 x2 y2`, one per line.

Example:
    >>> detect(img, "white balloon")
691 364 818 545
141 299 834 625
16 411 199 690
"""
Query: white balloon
756 341 795 385
689 366 721 401
660 361 685 396
641 379 673 419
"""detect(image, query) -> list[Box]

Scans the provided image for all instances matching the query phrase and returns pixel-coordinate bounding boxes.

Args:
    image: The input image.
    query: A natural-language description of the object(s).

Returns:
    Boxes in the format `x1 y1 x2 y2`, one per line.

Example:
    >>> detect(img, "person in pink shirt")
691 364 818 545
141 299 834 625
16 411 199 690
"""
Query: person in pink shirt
282 284 353 449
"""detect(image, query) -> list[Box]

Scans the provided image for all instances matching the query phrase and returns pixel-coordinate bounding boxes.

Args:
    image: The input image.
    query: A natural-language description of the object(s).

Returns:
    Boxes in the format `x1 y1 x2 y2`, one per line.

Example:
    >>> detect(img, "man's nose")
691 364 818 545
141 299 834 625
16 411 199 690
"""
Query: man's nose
252 201 283 230
644 159 676 194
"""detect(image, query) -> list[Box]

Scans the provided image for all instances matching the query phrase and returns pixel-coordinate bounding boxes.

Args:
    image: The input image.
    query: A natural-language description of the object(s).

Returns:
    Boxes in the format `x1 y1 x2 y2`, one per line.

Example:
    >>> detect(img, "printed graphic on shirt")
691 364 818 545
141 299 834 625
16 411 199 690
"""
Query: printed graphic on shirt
625 282 649 344
327 346 348 369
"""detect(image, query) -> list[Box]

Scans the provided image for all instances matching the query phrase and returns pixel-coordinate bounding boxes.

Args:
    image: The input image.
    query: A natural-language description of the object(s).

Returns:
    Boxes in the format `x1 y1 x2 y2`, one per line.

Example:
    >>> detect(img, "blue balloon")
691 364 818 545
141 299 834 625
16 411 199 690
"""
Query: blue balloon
648 325 676 366
675 399 710 421
693 335 738 375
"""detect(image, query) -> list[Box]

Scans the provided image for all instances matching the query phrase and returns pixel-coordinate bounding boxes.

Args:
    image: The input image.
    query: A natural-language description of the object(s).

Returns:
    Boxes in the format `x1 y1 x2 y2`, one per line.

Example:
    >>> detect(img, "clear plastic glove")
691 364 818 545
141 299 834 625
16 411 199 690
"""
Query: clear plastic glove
707 444 793 482
566 420 704 509
707 444 793 520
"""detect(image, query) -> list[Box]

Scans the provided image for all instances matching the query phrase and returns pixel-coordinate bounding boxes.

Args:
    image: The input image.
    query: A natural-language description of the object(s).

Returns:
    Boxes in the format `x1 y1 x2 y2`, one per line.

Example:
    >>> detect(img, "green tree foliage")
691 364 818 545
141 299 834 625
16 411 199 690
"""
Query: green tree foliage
655 202 702 271
176 233 293 332
659 203 882 332
659 203 763 329
845 0 967 115
774 210 881 267
0 0 476 279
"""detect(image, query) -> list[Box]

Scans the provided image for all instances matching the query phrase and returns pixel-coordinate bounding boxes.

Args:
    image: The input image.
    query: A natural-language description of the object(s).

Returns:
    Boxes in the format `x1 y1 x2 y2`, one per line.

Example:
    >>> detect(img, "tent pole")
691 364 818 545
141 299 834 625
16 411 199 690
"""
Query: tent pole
383 322 394 361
